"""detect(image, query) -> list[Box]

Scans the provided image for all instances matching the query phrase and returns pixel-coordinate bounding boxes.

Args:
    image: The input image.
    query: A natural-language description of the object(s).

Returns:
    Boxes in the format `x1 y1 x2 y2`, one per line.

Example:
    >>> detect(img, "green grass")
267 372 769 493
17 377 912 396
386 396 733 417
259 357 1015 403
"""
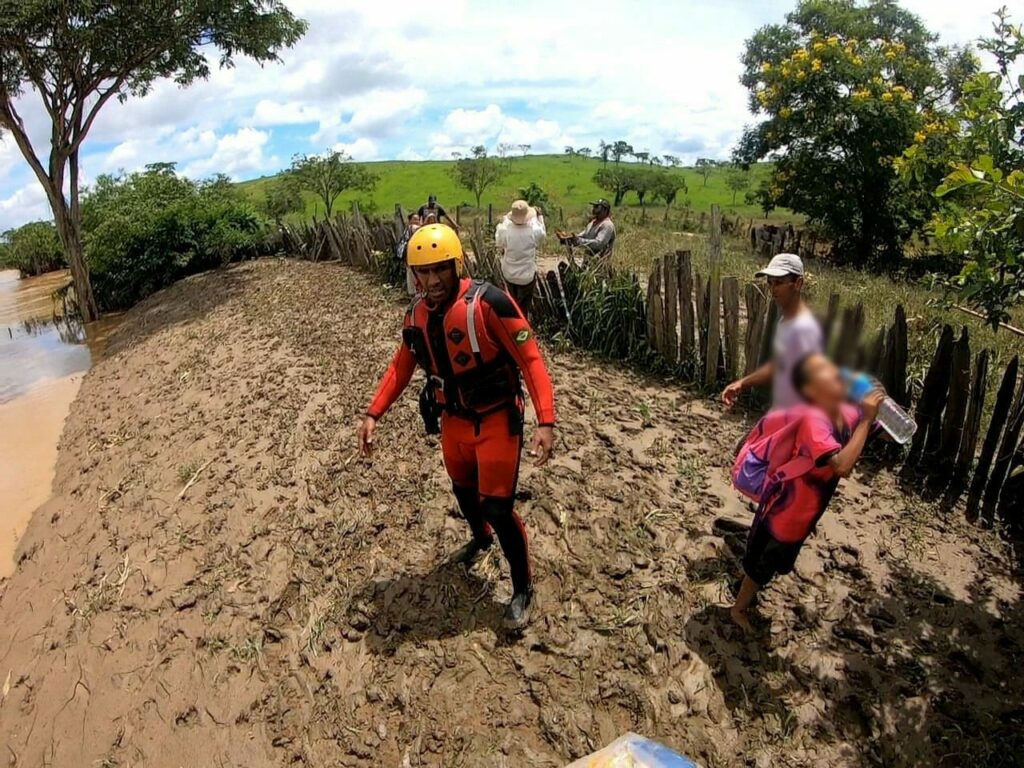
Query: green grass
238 154 786 225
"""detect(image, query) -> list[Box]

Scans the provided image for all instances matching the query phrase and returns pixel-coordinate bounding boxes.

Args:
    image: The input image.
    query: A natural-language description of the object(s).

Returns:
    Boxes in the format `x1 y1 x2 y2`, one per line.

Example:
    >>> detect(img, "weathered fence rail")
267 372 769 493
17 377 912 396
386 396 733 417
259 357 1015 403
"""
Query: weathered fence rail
275 204 1024 534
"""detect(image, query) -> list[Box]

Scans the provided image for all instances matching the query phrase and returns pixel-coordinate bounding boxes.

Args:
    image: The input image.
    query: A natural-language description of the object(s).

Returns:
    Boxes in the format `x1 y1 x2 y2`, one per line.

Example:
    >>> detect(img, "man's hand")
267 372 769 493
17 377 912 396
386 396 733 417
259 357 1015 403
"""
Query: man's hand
861 389 885 423
357 416 377 458
721 379 744 408
530 425 555 467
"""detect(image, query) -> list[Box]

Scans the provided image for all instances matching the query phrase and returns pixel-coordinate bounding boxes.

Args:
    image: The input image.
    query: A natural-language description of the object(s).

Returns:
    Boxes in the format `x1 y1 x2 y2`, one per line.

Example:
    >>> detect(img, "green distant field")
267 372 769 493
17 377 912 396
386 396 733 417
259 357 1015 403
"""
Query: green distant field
238 154 786 225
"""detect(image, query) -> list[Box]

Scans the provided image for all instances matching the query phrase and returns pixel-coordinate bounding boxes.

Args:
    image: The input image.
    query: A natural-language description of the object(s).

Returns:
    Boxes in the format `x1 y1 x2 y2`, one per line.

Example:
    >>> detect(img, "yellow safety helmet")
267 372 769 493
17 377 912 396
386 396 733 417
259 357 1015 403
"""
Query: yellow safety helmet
406 223 464 275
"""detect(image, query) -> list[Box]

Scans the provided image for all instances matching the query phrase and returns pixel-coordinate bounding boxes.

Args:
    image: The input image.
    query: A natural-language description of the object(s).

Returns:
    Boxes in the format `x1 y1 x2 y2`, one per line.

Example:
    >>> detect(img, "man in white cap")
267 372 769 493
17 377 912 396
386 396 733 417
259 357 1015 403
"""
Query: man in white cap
722 253 822 410
495 199 546 318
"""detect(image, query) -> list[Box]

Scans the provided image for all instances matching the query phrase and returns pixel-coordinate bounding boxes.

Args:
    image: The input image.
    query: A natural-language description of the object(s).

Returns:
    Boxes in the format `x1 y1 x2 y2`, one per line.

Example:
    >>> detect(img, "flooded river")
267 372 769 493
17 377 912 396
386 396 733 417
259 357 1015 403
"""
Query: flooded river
0 269 114 577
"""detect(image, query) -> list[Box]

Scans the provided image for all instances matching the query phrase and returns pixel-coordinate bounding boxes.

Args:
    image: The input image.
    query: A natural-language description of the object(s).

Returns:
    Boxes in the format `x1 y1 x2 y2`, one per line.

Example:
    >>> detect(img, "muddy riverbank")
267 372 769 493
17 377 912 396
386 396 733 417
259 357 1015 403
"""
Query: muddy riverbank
0 259 1020 767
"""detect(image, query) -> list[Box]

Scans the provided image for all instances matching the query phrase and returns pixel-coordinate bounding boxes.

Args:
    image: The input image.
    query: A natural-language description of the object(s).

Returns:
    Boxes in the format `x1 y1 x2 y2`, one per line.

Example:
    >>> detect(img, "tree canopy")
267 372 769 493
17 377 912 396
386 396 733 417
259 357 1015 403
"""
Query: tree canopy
0 0 307 320
450 146 506 209
899 9 1024 327
734 0 974 267
289 151 377 218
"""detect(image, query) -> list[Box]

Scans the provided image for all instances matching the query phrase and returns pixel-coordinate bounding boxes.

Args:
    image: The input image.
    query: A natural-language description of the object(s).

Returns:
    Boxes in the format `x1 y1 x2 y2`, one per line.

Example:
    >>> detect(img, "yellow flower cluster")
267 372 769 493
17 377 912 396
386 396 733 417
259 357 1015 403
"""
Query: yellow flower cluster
762 62 772 73
779 106 793 119
881 92 894 102
852 88 871 100
812 59 823 72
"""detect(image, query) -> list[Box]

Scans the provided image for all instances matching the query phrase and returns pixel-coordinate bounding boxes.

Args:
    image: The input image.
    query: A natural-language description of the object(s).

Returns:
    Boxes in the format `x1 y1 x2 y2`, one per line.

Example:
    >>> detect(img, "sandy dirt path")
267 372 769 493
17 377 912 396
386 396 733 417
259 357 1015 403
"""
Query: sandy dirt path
0 259 1020 767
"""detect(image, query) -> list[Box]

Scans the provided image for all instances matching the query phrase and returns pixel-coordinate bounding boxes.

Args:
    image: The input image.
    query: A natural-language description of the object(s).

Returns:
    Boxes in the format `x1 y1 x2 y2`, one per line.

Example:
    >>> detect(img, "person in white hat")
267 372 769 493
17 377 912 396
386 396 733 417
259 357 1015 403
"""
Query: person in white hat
722 253 823 410
495 199 546 318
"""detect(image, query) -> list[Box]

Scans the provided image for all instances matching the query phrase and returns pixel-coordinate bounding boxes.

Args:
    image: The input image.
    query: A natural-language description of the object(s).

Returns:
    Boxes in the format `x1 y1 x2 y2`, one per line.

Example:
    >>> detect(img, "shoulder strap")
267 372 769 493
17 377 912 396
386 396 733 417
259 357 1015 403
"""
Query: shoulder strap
464 280 488 365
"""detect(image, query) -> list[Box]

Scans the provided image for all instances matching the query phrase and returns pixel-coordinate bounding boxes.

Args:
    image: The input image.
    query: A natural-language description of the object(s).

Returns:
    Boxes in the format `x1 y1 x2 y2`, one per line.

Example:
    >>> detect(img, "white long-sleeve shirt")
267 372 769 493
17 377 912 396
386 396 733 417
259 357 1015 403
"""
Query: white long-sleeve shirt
495 215 546 285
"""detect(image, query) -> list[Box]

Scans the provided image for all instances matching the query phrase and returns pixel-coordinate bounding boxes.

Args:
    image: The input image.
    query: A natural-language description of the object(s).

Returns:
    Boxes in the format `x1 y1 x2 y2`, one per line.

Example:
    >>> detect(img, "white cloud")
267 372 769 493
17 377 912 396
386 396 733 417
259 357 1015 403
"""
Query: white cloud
0 183 51 231
249 100 326 127
180 128 276 179
331 138 378 160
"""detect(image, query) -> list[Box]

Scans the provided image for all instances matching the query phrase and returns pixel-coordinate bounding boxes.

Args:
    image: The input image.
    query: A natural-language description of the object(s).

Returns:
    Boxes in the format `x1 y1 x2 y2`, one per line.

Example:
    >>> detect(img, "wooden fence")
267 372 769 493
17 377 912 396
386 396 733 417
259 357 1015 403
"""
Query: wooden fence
272 204 1023 533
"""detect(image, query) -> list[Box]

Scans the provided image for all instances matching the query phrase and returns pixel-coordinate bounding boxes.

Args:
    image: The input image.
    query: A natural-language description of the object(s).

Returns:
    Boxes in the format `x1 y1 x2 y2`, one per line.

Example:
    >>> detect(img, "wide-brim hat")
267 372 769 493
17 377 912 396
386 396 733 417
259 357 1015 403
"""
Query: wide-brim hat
508 199 536 225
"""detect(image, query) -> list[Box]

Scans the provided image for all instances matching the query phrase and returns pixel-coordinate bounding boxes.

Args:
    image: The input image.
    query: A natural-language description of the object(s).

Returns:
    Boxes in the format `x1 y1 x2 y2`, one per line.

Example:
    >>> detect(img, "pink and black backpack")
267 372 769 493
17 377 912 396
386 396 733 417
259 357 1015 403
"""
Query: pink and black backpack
731 406 819 504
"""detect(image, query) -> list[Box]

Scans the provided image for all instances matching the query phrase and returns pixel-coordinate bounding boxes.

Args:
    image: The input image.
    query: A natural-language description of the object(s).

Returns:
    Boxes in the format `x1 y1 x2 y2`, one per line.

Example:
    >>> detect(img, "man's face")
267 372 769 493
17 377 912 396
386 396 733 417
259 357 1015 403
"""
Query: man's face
413 261 458 304
592 205 607 220
767 274 801 308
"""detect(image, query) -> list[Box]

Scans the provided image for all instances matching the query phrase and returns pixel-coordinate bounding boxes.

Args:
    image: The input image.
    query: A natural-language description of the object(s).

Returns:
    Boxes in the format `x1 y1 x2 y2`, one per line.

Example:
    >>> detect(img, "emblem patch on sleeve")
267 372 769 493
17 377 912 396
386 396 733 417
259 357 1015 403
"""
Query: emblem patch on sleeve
515 329 531 344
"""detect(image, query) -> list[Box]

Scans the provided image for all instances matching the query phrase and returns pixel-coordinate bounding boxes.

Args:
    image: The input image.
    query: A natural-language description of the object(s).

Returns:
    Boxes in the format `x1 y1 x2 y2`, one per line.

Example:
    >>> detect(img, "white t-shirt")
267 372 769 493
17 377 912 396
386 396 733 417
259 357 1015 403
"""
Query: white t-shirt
771 308 823 409
495 216 546 285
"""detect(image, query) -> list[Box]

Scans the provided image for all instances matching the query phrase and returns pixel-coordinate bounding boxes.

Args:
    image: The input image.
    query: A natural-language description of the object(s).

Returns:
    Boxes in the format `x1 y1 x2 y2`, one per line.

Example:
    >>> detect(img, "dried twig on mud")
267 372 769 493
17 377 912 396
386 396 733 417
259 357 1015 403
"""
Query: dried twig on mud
177 458 214 500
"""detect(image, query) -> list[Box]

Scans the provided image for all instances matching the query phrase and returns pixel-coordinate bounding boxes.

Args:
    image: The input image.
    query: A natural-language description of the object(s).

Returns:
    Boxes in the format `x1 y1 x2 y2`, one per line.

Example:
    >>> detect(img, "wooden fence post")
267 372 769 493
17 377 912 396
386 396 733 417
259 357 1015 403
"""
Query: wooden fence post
695 273 708 367
757 300 779 368
982 374 1024 518
663 252 679 365
722 277 740 382
646 260 665 355
705 205 723 388
488 203 493 228
822 293 841 349
954 349 990 487
937 327 972 472
677 251 695 363
743 284 767 376
908 325 955 466
889 305 909 406
967 355 1019 520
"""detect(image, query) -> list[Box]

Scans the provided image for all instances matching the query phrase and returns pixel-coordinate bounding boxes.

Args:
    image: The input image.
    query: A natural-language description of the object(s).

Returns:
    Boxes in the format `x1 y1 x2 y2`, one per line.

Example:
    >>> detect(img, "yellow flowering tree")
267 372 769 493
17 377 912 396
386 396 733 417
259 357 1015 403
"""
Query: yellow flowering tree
735 0 974 266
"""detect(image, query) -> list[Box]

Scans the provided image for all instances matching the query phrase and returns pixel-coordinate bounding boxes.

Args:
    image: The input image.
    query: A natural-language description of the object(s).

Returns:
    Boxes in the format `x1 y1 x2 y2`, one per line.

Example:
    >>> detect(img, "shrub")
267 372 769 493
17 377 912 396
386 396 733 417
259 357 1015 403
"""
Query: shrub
82 165 266 310
0 221 65 276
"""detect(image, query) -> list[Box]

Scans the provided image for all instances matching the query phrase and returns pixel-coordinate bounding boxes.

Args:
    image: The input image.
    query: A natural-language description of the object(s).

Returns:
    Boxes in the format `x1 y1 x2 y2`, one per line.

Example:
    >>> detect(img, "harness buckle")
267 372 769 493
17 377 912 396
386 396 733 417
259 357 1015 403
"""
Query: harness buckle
429 374 445 392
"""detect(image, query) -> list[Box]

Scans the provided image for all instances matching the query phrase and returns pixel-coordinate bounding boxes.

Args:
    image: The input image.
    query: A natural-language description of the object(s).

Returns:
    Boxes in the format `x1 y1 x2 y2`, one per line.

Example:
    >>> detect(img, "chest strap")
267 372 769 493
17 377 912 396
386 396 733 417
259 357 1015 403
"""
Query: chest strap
464 280 487 367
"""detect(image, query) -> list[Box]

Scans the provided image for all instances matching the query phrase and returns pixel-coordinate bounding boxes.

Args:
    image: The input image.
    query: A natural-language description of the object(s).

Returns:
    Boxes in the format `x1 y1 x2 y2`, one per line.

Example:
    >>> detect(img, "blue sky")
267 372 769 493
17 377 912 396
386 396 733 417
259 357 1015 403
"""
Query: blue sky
0 0 1001 229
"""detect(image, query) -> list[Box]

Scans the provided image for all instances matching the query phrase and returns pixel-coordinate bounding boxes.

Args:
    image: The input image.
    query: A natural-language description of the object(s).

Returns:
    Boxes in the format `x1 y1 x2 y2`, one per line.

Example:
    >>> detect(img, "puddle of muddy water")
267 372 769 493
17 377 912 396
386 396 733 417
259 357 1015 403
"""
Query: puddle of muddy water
0 269 116 578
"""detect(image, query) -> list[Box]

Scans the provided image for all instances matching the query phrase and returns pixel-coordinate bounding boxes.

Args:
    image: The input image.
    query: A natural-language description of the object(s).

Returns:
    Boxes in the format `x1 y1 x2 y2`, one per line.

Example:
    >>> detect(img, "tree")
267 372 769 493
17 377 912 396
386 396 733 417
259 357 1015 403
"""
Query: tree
695 158 717 187
450 147 506 208
518 182 551 210
82 164 264 310
0 1 306 321
652 172 688 221
632 150 650 164
564 145 575 156
632 168 656 218
517 144 532 157
262 176 303 225
598 140 611 165
725 166 751 205
663 154 681 167
0 220 64 276
734 0 973 266
289 151 376 218
495 142 515 170
578 147 592 158
610 141 633 164
593 166 633 207
899 9 1024 326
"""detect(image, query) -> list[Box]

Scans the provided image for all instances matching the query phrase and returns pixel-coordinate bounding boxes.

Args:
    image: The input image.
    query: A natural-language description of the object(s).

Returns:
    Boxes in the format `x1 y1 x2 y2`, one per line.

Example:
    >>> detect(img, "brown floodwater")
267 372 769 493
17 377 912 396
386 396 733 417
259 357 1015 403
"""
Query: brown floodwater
0 269 116 577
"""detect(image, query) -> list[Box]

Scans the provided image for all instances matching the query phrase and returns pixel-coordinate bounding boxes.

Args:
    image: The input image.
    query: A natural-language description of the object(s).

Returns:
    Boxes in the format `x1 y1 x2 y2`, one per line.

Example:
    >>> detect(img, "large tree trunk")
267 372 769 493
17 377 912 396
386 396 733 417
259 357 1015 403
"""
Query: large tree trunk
53 197 99 322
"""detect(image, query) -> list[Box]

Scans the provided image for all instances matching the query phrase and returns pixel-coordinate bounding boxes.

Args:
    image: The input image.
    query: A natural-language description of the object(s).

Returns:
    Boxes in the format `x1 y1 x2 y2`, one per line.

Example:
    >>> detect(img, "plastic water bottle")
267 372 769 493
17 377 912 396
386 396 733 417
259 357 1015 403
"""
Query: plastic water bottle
842 369 918 444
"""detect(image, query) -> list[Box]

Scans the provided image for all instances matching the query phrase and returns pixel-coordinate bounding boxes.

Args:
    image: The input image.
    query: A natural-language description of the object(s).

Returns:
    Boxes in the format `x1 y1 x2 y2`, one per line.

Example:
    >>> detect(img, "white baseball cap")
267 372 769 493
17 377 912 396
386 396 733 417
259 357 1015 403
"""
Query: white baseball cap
755 253 804 278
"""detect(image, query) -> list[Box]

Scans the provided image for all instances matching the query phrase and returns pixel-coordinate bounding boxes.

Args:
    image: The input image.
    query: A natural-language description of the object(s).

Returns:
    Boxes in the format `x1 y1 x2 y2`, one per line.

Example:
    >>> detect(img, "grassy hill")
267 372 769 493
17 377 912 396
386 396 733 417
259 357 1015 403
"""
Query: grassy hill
239 154 783 224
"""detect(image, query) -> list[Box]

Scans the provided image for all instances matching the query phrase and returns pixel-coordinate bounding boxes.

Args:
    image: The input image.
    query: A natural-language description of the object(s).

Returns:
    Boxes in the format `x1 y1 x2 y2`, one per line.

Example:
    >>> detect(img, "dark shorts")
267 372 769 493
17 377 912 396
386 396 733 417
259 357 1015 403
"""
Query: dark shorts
742 522 805 586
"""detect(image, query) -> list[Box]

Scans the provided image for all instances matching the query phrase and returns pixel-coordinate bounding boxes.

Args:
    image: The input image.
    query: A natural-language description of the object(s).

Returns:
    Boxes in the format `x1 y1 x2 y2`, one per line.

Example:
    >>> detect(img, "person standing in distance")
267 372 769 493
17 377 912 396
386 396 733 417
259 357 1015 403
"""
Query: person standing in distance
358 224 556 630
495 199 546 319
557 199 616 260
722 253 823 410
417 194 460 232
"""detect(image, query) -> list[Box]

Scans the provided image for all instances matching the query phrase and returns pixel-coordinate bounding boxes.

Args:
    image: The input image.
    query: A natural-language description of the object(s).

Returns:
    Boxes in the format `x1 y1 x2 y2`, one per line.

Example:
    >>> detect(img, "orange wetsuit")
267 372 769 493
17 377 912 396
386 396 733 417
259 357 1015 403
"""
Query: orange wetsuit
366 278 556 594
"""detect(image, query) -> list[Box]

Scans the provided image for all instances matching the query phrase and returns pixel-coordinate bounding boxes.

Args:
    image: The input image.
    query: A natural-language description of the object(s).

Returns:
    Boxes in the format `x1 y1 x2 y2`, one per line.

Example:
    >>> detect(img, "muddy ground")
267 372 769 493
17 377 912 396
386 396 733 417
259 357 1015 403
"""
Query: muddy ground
0 259 1021 767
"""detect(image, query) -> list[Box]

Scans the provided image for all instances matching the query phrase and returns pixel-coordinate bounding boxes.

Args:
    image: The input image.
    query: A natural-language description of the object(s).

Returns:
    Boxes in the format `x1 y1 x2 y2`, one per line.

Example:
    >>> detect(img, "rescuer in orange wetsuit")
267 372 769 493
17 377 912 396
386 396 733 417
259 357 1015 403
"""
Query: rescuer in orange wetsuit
357 224 556 629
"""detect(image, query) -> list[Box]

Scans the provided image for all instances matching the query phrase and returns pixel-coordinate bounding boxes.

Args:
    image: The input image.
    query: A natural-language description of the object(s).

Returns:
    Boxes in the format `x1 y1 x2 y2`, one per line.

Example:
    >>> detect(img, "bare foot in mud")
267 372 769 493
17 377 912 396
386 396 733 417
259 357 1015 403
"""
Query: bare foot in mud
730 605 755 633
